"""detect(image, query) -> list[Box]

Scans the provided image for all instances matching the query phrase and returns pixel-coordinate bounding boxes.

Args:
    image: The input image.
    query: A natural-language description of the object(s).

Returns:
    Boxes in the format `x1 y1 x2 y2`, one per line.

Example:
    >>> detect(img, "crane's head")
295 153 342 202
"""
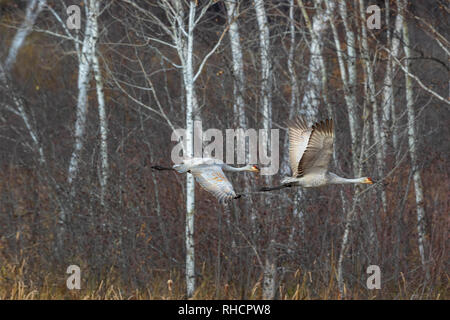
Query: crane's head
250 165 260 173
362 177 373 184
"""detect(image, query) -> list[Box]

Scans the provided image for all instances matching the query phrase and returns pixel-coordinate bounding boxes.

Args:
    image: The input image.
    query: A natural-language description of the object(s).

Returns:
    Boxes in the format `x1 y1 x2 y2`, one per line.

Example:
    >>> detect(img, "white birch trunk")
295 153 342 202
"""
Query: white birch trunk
89 0 108 207
225 0 246 129
298 0 328 120
63 0 99 252
380 0 391 155
1 0 46 164
67 0 98 189
3 0 46 74
253 0 275 300
324 0 363 297
165 0 220 298
92 50 108 207
0 66 45 165
281 0 299 176
225 0 254 246
358 0 387 214
253 0 272 134
382 11 404 156
174 0 197 298
336 1 360 174
399 0 430 281
284 0 299 257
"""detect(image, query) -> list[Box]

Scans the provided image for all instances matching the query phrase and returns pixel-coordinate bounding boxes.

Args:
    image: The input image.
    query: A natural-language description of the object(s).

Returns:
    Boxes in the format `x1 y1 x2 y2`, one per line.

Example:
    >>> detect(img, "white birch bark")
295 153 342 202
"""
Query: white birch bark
3 0 46 74
335 0 360 174
382 10 403 158
0 71 45 165
253 0 272 134
0 0 46 164
288 0 299 116
141 0 222 298
170 0 203 298
399 0 430 281
67 0 98 189
298 0 328 120
358 0 387 213
183 1 197 298
92 48 108 207
225 0 246 129
225 0 255 245
285 0 300 246
62 0 100 253
89 0 108 207
281 0 299 177
324 0 363 297
253 0 276 300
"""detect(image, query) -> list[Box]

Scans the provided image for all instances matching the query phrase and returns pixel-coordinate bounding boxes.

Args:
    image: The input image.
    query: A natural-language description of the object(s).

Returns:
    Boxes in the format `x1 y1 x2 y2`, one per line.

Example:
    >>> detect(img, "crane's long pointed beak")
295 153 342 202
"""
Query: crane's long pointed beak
364 177 374 184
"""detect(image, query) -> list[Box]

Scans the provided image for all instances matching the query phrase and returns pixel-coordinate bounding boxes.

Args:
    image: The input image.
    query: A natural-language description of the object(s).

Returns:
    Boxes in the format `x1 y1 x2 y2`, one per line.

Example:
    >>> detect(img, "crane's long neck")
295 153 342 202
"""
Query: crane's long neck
328 172 367 184
222 164 251 172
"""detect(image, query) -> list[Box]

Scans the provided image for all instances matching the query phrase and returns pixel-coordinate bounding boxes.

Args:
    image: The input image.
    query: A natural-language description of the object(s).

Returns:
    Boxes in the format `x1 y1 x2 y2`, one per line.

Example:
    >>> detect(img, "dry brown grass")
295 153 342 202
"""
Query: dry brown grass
0 258 447 300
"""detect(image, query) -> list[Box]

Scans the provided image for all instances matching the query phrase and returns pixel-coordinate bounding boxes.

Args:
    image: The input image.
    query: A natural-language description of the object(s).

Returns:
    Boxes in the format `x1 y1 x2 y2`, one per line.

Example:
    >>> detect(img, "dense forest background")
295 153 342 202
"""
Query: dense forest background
0 0 448 299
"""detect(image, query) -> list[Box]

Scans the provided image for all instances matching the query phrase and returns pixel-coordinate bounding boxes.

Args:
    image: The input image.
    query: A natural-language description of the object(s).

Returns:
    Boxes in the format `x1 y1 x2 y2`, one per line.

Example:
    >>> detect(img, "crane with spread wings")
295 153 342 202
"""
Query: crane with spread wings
152 158 260 203
260 117 373 192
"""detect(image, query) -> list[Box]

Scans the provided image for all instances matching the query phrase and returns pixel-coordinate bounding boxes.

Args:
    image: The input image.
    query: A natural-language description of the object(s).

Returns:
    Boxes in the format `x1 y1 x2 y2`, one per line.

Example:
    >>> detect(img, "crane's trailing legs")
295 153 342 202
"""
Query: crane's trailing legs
151 165 175 171
260 184 292 192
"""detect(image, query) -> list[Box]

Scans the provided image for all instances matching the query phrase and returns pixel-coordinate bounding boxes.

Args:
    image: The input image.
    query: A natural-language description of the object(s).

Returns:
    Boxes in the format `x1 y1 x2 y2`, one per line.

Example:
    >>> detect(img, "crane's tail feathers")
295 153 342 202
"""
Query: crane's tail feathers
219 193 243 205
151 165 174 171
259 184 290 192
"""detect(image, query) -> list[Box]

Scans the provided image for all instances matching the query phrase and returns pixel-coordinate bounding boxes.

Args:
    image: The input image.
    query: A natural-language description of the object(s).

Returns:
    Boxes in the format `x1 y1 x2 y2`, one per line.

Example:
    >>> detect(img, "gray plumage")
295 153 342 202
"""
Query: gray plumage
260 117 373 192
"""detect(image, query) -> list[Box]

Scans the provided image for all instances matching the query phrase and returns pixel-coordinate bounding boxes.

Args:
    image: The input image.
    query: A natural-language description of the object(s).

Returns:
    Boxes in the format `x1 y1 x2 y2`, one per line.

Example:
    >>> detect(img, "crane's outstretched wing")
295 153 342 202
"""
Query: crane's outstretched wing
287 117 313 177
190 165 237 203
297 119 334 177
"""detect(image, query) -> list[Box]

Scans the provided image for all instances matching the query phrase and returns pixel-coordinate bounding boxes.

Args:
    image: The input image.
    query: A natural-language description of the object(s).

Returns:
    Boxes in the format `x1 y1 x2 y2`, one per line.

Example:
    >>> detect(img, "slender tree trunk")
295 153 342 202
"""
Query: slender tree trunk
335 0 360 174
0 0 46 163
325 0 365 297
225 0 246 129
92 53 108 207
399 0 430 281
383 10 404 159
185 2 196 298
358 0 387 216
3 0 46 74
67 0 98 189
297 0 328 120
172 0 198 298
285 0 300 250
337 117 370 298
253 0 276 300
225 0 251 263
64 0 99 253
90 2 108 208
253 0 272 134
